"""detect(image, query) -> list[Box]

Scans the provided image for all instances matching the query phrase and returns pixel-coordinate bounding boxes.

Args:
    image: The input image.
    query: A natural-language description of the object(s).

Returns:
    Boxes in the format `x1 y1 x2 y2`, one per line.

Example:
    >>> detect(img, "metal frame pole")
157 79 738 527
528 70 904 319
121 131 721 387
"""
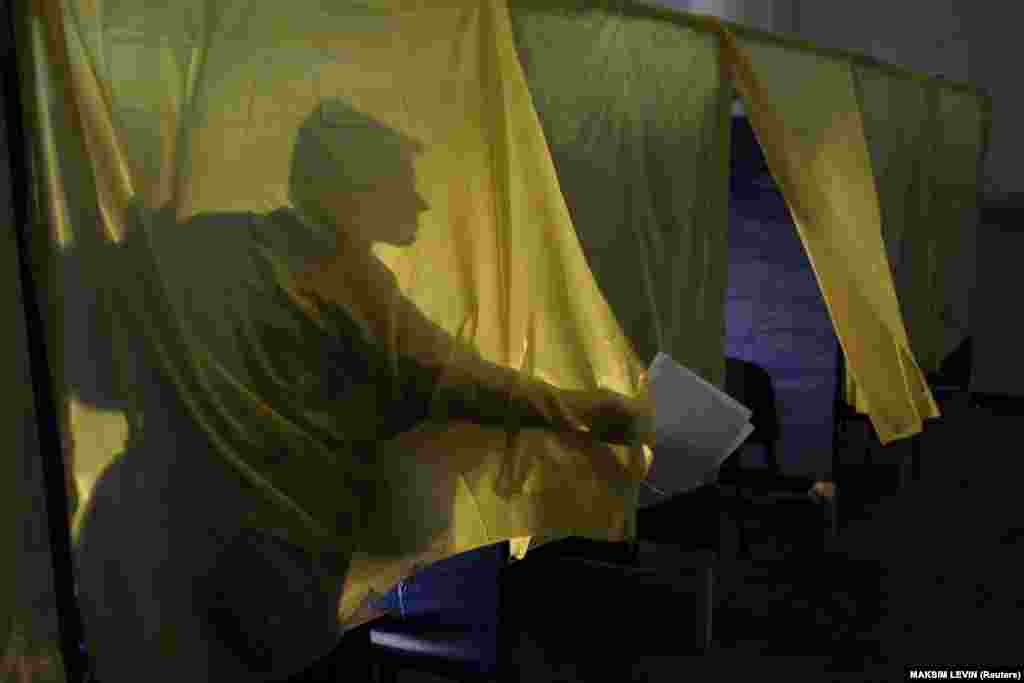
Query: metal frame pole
2 1 87 679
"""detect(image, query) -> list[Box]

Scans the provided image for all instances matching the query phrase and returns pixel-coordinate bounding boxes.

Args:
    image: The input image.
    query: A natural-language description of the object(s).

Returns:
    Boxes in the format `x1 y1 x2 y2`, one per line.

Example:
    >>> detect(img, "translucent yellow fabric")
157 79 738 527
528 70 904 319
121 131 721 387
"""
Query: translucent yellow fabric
930 88 985 361
890 82 953 376
913 86 985 369
8 0 990 677
852 64 931 284
856 66 988 378
704 19 940 442
510 3 731 389
507 0 731 555
26 0 654 677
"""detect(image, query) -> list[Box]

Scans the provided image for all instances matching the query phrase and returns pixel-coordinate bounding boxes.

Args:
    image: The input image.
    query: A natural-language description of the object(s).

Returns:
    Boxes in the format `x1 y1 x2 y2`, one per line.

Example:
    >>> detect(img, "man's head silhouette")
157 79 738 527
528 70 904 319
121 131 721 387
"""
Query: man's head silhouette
289 99 429 249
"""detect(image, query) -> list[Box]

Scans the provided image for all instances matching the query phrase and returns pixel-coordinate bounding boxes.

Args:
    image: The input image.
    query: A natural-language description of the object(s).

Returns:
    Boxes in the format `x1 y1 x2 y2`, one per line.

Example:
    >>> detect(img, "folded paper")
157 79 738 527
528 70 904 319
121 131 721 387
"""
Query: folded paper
640 353 754 506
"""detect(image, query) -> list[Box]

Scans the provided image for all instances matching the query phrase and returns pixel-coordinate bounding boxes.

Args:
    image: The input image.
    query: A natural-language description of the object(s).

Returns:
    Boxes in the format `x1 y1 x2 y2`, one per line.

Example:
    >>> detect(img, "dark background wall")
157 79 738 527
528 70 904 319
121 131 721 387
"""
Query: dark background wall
726 117 836 478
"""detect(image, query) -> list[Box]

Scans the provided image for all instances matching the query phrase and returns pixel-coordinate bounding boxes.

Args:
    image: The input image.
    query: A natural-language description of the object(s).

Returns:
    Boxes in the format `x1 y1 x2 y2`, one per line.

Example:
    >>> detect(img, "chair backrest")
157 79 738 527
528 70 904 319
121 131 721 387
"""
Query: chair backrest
935 336 973 389
502 539 715 657
724 357 781 444
635 483 721 552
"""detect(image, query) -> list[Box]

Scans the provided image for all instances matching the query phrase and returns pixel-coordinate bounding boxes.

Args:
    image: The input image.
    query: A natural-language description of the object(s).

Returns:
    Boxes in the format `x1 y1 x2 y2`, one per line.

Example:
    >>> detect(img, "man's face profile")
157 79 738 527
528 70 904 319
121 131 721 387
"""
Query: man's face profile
292 101 430 249
354 152 429 248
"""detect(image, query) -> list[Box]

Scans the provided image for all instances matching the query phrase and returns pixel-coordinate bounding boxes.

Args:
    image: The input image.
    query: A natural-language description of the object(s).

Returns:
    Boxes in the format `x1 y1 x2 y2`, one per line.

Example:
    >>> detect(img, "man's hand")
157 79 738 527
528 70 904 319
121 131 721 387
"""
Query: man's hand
585 389 654 447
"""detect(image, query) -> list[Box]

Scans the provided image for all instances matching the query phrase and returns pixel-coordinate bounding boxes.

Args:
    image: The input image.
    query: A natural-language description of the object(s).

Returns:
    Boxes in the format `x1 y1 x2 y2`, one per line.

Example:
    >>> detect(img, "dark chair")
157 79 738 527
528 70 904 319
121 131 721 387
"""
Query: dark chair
355 533 718 682
718 358 832 555
969 392 1024 415
839 338 973 497
721 357 782 478
911 336 974 483
283 622 377 682
500 537 715 681
933 336 973 398
833 387 924 530
633 484 720 662
636 483 721 555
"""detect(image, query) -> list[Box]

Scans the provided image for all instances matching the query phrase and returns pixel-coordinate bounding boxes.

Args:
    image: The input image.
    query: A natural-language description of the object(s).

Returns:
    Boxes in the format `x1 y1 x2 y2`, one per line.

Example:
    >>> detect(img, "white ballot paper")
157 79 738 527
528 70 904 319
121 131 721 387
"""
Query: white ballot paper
639 353 755 507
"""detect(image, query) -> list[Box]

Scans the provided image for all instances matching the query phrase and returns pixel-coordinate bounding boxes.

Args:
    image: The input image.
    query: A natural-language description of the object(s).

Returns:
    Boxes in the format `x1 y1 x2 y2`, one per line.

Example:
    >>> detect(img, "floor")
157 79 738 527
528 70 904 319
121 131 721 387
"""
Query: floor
388 395 1024 682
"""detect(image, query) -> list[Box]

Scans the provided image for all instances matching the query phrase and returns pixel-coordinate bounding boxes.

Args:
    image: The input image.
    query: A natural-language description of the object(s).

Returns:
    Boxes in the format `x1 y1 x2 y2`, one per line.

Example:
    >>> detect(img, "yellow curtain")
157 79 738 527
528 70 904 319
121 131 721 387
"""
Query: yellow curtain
854 64 987 380
885 80 947 376
507 0 731 553
8 0 988 677
851 64 931 286
25 1 653 680
509 5 731 389
930 87 986 362
700 17 940 443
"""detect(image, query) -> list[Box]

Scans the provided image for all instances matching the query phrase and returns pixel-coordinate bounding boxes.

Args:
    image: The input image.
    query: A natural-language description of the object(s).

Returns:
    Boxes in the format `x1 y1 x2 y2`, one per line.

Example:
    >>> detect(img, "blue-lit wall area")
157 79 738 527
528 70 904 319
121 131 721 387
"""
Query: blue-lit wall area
726 117 838 479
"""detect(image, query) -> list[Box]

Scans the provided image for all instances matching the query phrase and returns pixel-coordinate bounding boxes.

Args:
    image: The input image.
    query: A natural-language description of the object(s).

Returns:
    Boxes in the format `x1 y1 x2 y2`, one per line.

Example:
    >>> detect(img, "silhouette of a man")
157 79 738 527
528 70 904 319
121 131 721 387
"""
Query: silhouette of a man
72 99 652 682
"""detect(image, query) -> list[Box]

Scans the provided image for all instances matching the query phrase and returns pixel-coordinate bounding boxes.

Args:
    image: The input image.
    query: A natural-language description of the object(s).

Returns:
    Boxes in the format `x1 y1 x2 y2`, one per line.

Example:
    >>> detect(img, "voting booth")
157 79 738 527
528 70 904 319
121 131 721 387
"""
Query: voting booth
3 0 988 679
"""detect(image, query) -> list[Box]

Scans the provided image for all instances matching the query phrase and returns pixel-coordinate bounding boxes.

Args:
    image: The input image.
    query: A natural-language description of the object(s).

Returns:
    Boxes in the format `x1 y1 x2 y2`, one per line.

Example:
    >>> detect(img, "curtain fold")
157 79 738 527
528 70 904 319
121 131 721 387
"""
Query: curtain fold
931 87 985 361
851 64 930 285
854 63 987 381
510 3 731 391
509 3 730 519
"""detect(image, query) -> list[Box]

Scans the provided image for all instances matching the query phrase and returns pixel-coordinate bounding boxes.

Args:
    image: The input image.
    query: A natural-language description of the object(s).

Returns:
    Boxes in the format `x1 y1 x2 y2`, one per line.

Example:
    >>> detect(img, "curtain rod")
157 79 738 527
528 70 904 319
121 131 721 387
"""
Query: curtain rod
512 0 989 103
625 0 990 102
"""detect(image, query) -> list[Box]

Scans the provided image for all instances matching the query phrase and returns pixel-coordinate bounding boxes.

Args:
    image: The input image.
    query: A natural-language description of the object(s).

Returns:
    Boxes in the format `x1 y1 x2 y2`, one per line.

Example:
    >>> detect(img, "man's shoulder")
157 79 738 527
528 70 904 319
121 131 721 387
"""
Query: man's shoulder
137 208 273 270
118 208 275 302
177 209 269 241
127 205 265 244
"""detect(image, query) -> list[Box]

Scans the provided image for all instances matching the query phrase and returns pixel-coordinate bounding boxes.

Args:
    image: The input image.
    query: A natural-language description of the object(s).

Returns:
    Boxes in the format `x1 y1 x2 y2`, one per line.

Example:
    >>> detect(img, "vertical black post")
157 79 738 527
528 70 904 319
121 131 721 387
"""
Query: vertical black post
2 1 87 680
910 427 922 483
830 336 844 536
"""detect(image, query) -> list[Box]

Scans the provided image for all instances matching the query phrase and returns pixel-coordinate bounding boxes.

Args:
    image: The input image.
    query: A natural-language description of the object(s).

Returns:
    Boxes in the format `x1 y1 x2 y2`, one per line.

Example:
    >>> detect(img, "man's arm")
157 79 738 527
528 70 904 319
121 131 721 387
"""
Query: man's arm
415 349 651 446
310 291 652 447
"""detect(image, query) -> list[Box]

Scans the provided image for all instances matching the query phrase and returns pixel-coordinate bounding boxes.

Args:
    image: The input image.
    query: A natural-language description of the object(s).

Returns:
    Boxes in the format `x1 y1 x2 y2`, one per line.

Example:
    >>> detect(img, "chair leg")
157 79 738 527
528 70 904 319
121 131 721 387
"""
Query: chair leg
737 517 750 559
498 658 521 683
831 485 839 540
863 421 873 467
912 429 922 482
831 420 841 537
374 657 399 683
498 602 518 683
701 564 714 651
898 443 909 491
578 656 632 682
732 492 750 559
766 441 781 479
